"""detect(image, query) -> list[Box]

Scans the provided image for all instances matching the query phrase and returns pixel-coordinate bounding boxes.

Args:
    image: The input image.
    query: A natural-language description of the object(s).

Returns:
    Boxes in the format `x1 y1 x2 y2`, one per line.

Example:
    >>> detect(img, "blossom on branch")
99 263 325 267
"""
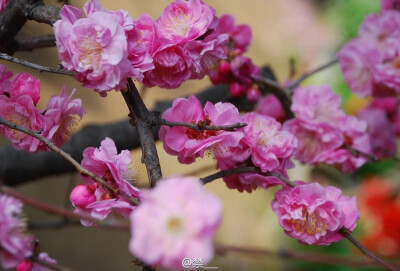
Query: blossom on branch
271 182 359 245
0 194 33 269
129 176 222 269
16 253 57 271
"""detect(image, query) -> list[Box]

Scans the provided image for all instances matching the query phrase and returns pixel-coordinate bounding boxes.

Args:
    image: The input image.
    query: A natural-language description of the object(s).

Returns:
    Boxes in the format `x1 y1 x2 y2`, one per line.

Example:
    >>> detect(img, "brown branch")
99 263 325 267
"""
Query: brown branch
15 34 56 51
32 255 74 271
344 144 378 162
0 117 139 205
157 118 247 131
200 166 296 188
0 53 74 75
287 59 338 90
215 243 398 269
0 185 130 231
252 75 294 119
122 79 163 188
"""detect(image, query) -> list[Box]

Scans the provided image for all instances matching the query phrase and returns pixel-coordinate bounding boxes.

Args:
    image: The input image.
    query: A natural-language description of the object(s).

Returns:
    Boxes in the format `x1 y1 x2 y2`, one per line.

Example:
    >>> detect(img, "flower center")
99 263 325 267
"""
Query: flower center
5 111 31 140
185 115 218 140
291 209 328 235
167 217 183 233
79 37 103 69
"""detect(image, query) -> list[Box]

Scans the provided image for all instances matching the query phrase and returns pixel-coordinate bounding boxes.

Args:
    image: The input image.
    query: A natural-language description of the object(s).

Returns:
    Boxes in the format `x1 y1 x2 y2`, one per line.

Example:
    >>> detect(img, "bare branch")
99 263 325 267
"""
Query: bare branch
157 118 247 132
0 117 139 205
15 34 56 51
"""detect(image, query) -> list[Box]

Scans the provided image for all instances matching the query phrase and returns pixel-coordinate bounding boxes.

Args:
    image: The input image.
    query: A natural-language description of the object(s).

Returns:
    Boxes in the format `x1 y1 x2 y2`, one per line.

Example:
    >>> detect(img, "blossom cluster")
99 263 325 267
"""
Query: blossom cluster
69 138 140 226
284 85 371 172
208 15 262 102
159 95 297 192
54 0 231 93
338 3 400 97
0 194 56 270
0 65 85 152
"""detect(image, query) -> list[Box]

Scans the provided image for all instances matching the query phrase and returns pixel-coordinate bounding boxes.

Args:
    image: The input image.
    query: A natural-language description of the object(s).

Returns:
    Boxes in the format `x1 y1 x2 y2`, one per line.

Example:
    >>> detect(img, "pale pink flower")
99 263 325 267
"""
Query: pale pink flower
216 14 252 54
159 95 243 164
381 0 400 10
17 253 57 271
42 88 85 148
156 0 215 44
54 3 132 94
71 137 140 226
0 0 10 13
284 119 343 164
255 94 286 122
7 73 40 105
0 194 33 269
134 14 157 55
0 64 12 93
129 176 222 269
291 85 345 123
241 113 297 172
359 11 400 50
0 95 44 152
143 45 192 89
358 107 397 158
271 182 359 245
338 38 381 97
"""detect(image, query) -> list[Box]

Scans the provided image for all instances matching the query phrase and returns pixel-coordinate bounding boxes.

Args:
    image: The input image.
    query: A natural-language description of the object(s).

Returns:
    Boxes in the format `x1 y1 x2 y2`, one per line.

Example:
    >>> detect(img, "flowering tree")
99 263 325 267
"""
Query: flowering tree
0 0 399 270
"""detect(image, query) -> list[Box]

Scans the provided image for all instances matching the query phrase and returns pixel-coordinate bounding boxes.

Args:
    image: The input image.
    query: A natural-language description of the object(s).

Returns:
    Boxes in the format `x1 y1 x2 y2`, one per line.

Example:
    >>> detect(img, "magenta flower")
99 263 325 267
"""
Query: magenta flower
17 253 57 271
255 95 286 122
8 73 40 105
54 2 133 94
216 14 252 54
41 88 85 148
381 0 400 10
159 95 243 164
0 64 12 93
156 0 215 44
0 194 33 269
142 45 193 89
241 113 297 172
271 182 359 245
0 95 44 152
338 38 381 97
71 137 140 226
129 176 222 269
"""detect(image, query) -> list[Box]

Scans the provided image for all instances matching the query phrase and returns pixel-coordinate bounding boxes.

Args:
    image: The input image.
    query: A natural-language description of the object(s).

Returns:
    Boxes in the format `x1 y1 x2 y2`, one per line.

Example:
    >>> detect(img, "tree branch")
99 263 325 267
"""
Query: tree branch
15 34 56 51
0 117 139 205
0 53 74 75
157 118 247 131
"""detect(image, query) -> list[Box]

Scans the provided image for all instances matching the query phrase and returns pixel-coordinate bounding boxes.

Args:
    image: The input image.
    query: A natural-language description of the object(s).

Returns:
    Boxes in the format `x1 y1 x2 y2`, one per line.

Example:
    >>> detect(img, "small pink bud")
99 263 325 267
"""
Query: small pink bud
218 61 231 74
229 82 245 97
70 185 96 208
9 73 40 104
16 260 33 271
246 86 261 103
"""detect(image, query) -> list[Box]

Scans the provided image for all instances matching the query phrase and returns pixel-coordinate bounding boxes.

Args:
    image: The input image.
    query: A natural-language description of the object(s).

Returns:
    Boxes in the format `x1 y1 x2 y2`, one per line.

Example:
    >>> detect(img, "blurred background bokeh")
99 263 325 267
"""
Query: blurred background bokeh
3 0 400 270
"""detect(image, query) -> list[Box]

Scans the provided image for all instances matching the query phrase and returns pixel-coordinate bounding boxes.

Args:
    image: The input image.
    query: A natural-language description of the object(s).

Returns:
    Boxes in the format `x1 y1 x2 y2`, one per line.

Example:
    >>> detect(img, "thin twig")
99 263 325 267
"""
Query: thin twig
0 185 130 231
0 117 139 206
215 243 397 268
0 53 74 76
200 166 296 188
287 59 338 90
32 254 75 271
157 119 247 131
29 218 81 230
344 144 378 162
15 34 56 51
340 228 399 271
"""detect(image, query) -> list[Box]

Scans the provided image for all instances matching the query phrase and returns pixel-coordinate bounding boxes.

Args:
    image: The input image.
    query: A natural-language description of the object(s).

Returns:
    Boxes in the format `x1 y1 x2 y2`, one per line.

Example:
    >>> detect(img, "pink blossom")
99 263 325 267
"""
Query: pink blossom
359 11 400 50
156 0 215 44
54 3 133 94
216 14 252 54
271 182 359 245
0 194 33 269
255 94 286 122
0 64 12 93
71 137 140 226
0 95 44 152
358 107 397 158
241 113 297 172
381 0 400 10
142 45 192 89
129 176 222 269
134 14 157 55
338 38 381 97
159 95 243 164
8 73 40 105
291 85 345 123
42 88 85 148
230 56 259 86
0 0 10 13
17 253 57 271
284 119 343 164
